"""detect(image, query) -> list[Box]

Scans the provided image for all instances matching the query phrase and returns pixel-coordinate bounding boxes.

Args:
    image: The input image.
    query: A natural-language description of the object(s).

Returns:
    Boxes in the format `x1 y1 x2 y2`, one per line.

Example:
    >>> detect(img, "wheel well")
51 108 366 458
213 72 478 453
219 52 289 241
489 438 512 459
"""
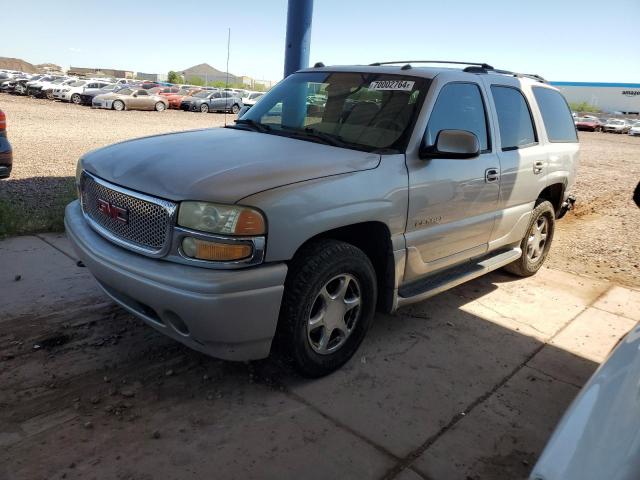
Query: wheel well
538 183 565 214
296 222 395 313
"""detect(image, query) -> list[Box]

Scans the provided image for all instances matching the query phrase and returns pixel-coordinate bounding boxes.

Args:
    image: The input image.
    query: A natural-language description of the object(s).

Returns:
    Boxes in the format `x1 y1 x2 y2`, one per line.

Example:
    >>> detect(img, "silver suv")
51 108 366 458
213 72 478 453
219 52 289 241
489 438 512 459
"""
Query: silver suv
65 61 579 377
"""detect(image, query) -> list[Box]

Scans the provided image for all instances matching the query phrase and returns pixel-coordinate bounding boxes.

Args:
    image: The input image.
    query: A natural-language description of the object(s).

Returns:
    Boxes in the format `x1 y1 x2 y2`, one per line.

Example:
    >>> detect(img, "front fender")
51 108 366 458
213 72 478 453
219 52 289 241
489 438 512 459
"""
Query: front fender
239 154 409 262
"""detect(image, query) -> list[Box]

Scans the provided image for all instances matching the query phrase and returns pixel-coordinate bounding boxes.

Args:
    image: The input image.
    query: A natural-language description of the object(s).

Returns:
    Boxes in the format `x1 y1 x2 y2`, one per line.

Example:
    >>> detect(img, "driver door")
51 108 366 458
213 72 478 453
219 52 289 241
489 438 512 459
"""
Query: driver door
404 82 500 282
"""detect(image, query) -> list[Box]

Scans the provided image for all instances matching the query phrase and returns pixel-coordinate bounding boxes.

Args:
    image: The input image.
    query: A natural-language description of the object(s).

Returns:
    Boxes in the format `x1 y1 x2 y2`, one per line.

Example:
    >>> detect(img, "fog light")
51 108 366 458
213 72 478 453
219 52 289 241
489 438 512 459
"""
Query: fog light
181 237 252 262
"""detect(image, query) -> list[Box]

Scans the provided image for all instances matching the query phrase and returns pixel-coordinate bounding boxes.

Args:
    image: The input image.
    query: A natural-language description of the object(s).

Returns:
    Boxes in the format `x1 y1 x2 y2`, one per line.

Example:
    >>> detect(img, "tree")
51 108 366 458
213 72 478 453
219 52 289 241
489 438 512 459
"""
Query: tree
569 101 600 113
167 70 184 84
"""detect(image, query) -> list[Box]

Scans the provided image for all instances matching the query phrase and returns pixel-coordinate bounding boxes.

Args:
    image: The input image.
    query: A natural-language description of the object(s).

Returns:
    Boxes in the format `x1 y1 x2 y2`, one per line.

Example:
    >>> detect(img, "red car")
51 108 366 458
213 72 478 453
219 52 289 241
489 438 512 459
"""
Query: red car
574 117 603 132
165 88 203 109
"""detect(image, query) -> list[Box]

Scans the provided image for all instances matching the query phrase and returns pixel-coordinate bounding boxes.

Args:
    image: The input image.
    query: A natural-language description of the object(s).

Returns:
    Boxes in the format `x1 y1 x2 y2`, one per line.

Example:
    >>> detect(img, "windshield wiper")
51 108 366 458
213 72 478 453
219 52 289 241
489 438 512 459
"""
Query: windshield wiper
232 118 271 133
279 126 350 148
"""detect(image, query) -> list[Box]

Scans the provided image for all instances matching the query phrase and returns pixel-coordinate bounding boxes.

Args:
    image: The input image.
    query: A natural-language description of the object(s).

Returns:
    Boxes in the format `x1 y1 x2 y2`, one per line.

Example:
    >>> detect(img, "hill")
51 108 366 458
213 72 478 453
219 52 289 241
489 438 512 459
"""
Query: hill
180 63 239 84
0 57 39 73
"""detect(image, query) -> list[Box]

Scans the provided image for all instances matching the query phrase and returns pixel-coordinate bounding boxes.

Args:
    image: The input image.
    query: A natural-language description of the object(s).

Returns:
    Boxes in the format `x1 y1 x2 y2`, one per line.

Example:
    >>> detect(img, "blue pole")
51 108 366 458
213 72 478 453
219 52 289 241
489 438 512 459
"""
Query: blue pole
284 0 314 77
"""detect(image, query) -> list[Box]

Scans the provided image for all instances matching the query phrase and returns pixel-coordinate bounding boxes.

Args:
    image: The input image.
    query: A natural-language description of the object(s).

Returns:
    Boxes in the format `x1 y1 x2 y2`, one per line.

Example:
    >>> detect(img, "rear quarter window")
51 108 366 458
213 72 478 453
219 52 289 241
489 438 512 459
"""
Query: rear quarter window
532 87 578 143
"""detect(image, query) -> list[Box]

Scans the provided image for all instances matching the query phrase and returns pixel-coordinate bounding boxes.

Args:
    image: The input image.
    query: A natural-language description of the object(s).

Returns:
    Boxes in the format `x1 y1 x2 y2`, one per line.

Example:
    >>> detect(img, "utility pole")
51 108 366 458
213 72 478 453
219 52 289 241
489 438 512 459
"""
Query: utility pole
283 0 314 77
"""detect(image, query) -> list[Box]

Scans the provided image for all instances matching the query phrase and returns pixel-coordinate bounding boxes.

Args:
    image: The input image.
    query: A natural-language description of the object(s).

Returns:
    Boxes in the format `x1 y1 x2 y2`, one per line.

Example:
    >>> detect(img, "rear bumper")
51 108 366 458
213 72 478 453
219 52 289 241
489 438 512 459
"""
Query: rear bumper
64 200 287 360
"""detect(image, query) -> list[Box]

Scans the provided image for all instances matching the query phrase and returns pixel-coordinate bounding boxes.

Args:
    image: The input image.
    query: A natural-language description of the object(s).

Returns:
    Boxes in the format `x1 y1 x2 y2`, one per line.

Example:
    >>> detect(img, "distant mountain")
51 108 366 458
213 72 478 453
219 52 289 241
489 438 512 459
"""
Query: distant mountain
180 63 239 84
0 57 39 73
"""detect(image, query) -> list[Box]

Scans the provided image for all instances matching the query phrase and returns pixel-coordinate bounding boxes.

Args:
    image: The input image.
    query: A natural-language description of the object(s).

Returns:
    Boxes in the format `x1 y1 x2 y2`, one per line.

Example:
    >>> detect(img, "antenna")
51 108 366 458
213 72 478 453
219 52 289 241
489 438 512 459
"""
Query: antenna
224 27 230 127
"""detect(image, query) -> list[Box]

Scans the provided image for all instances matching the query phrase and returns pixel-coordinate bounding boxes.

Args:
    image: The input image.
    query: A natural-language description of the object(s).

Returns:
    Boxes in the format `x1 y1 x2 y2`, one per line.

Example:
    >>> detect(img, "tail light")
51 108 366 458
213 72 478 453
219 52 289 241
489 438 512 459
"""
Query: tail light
0 110 6 132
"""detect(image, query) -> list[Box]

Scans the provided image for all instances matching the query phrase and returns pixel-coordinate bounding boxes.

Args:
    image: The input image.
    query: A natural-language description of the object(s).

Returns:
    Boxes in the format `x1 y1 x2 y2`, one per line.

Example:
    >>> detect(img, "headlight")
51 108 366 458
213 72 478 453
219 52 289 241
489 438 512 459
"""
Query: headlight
177 201 266 236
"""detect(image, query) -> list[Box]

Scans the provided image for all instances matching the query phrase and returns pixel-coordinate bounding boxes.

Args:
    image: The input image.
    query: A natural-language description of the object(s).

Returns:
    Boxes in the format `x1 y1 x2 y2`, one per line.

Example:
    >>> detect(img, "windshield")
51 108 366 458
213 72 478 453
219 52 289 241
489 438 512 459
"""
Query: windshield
239 71 428 152
116 88 133 95
70 81 86 87
609 120 624 125
194 91 211 98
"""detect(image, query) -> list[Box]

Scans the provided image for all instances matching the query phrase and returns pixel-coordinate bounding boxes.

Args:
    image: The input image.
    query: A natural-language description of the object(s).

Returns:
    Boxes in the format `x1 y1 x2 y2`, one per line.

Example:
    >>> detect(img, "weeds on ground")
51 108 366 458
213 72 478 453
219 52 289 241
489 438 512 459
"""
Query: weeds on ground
0 179 77 238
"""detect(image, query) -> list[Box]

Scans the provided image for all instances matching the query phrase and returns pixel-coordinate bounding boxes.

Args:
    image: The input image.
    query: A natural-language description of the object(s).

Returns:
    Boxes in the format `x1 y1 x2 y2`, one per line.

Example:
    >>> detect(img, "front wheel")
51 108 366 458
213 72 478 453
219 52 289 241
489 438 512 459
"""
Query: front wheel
113 100 125 111
155 101 166 112
71 93 81 104
504 200 555 277
277 239 377 377
200 103 209 113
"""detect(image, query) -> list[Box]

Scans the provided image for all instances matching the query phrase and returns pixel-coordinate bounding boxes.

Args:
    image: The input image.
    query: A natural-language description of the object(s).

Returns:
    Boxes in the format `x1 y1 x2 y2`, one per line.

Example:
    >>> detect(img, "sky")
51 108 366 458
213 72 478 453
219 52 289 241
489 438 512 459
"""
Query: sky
2 0 638 83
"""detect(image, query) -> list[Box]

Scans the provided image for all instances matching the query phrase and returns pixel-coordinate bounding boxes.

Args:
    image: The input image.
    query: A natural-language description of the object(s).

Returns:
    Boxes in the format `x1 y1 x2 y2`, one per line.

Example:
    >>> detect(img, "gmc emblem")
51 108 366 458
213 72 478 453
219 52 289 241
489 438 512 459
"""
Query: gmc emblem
97 199 129 224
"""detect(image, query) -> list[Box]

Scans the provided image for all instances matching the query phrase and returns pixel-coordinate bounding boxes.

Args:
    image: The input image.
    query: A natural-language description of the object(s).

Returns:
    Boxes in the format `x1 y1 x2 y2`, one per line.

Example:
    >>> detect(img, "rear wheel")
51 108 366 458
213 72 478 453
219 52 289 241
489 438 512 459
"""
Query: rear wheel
200 103 209 113
277 239 377 377
71 93 81 105
113 100 125 111
504 200 555 277
155 101 166 112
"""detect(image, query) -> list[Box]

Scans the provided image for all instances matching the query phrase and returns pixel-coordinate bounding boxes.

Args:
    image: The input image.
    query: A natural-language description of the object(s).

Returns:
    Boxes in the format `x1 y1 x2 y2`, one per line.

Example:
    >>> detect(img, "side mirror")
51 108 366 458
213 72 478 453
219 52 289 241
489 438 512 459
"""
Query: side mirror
237 105 250 118
132 93 138 98
420 129 480 160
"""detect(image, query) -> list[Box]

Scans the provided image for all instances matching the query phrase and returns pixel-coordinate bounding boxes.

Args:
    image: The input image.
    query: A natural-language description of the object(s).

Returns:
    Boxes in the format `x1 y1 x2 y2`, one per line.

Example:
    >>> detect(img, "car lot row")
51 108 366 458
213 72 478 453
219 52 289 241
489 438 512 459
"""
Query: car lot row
0 70 266 113
573 114 640 136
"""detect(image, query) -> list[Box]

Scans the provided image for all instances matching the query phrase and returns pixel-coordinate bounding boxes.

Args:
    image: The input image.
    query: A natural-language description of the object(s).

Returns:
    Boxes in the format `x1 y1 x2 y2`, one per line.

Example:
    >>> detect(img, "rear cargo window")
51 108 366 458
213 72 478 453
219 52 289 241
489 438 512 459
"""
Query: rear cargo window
532 87 578 143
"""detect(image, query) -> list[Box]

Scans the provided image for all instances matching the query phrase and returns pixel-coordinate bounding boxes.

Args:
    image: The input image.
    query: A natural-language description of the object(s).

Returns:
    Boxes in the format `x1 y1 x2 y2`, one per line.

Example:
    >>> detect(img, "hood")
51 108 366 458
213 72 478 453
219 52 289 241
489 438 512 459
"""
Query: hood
82 127 381 204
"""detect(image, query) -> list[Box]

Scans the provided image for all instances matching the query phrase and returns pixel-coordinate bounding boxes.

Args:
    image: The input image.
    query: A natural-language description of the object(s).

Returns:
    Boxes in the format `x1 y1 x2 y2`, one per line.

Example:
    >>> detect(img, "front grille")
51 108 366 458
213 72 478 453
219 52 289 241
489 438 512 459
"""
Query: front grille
80 172 177 254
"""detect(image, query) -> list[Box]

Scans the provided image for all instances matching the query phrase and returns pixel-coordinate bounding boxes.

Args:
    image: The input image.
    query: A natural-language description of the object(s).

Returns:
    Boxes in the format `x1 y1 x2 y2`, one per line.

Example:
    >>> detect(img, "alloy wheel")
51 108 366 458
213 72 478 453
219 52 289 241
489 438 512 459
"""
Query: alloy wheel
526 216 548 262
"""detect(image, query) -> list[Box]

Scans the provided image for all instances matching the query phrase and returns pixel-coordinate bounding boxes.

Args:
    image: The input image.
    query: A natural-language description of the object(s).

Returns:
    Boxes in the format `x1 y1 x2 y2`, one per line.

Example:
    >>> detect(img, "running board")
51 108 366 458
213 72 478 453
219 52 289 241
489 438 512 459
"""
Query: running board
396 248 522 308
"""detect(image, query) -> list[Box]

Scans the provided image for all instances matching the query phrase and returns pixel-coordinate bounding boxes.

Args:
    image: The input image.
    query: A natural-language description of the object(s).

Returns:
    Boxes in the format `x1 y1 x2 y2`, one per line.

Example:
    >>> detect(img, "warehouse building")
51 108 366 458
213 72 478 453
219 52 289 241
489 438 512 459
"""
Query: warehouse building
550 81 640 114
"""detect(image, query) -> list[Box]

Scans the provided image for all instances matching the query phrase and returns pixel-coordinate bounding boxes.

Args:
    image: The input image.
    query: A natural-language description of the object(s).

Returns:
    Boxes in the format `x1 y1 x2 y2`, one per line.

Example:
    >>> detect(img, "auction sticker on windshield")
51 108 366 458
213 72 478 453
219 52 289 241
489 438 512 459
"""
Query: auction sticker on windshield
369 80 415 91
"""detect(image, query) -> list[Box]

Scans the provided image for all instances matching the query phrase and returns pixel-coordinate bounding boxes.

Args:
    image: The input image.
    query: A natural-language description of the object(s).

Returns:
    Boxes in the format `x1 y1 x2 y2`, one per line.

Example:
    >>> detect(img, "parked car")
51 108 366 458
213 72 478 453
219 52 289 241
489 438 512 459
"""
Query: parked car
92 88 169 111
26 75 66 97
628 121 640 136
66 62 578 377
574 116 602 132
181 90 243 113
46 78 80 100
165 88 202 109
241 92 264 107
79 83 125 105
54 80 110 104
0 108 12 179
603 118 631 133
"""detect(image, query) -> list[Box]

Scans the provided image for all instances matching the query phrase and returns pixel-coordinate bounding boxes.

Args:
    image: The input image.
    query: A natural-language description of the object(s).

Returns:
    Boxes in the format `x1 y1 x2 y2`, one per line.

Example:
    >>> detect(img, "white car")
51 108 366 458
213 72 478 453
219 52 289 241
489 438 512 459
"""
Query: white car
54 79 111 104
628 121 640 136
602 119 631 134
241 91 264 106
43 78 77 99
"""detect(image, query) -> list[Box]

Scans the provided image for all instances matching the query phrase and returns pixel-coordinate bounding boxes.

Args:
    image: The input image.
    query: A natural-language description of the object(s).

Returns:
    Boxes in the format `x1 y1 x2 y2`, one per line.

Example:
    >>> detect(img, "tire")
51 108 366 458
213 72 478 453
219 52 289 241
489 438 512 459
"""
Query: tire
503 200 555 277
71 93 81 105
113 100 125 111
276 239 377 377
231 103 240 114
155 102 166 112
200 103 209 113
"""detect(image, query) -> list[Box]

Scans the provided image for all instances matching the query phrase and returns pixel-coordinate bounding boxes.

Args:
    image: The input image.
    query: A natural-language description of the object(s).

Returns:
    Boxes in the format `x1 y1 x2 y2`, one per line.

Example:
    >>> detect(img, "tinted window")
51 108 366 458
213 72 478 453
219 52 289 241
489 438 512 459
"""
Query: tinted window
532 87 577 142
137 90 148 96
491 86 536 150
425 83 489 152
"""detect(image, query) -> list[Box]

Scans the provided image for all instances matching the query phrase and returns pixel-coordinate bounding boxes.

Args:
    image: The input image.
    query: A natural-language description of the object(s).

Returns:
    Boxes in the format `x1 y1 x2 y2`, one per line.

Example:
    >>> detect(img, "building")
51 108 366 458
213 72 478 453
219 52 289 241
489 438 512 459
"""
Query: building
68 66 134 79
551 82 640 114
136 72 158 82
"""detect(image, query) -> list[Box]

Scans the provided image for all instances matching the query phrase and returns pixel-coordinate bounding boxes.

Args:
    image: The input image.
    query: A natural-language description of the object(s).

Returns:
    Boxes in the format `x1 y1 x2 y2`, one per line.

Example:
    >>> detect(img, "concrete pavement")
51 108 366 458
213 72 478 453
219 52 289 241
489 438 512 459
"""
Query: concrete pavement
1 234 638 480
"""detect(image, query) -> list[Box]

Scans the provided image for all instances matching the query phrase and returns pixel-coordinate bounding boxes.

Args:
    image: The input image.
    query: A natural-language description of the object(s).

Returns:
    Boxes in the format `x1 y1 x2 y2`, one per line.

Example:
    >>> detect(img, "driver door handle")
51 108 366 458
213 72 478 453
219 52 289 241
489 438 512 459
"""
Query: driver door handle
485 168 500 183
533 161 544 174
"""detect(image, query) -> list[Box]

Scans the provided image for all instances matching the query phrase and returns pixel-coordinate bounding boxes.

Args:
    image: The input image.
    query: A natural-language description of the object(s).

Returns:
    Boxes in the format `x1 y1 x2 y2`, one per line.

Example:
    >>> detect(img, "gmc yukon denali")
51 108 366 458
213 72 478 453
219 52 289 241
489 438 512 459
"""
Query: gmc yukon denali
65 61 579 377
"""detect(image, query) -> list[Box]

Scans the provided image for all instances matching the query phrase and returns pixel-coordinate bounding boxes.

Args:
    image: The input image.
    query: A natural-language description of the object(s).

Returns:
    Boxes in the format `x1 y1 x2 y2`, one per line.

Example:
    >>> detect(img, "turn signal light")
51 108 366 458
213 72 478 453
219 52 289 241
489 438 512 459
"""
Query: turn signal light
181 237 252 262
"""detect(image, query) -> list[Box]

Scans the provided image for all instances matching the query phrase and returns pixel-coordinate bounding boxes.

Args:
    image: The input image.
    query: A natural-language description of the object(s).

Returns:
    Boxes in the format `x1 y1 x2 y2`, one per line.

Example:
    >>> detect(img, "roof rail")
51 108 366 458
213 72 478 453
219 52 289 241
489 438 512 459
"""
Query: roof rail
369 60 494 70
463 65 547 83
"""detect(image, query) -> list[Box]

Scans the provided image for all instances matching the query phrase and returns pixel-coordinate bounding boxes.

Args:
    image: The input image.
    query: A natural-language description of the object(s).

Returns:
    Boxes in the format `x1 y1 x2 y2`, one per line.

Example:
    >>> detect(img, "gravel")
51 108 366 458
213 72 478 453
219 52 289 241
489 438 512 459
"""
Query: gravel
0 94 638 287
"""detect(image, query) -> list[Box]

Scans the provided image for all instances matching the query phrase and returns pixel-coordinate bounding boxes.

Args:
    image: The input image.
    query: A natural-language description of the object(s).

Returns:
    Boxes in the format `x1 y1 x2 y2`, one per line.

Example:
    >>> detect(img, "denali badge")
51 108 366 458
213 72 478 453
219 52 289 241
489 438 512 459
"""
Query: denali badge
97 199 129 224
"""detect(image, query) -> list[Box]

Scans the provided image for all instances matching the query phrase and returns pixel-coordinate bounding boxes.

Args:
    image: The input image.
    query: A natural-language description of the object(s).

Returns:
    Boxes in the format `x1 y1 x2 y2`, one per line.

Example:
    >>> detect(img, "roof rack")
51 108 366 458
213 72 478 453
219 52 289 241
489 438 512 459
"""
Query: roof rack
463 65 547 83
369 60 494 70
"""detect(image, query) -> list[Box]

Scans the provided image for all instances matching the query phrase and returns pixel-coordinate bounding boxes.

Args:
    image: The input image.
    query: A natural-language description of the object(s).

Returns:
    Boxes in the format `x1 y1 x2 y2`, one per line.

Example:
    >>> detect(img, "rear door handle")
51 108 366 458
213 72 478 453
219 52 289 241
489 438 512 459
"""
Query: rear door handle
533 161 544 174
485 168 500 183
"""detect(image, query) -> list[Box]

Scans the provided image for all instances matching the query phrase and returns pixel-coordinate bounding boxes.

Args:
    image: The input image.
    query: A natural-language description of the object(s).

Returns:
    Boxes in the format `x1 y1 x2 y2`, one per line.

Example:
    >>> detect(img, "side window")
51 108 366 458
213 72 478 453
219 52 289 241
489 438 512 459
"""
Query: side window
137 90 148 96
213 92 221 98
532 87 578 143
425 83 489 152
491 86 537 150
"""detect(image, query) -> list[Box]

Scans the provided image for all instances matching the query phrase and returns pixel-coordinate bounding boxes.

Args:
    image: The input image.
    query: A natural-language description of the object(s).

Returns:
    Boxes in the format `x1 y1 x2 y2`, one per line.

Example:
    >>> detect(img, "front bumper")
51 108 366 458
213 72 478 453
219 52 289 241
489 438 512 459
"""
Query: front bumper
0 136 12 178
64 200 287 360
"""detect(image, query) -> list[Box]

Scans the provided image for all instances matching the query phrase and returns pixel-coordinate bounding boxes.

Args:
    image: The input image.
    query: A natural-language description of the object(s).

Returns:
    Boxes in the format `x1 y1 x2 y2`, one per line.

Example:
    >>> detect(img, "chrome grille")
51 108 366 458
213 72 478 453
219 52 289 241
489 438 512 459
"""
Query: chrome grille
80 171 176 254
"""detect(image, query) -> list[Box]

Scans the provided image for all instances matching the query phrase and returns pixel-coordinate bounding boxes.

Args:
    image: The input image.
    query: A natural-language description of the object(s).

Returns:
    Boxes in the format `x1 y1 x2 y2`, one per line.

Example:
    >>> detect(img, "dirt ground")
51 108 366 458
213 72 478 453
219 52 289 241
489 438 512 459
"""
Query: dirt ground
1 94 638 285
